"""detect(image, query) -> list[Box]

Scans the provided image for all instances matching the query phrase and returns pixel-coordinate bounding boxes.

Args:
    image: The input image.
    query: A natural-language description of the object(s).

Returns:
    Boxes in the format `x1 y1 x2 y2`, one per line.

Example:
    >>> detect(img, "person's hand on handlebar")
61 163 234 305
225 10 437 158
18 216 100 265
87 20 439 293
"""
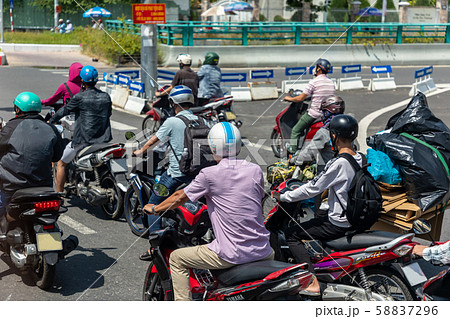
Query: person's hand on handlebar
134 149 145 157
271 191 281 202
143 204 157 215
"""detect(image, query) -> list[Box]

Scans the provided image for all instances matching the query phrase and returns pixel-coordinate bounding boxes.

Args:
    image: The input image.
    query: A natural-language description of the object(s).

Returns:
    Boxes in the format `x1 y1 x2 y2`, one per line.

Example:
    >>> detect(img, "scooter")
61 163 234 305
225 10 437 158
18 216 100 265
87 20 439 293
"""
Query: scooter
265 178 427 301
142 85 241 138
271 90 322 158
141 184 315 301
0 187 78 290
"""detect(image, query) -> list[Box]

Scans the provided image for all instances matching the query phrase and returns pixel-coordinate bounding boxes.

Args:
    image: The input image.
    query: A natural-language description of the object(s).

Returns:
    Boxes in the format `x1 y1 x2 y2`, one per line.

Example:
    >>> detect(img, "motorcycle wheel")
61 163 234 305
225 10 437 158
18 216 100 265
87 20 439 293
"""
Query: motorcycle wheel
356 268 414 301
143 262 166 301
124 187 149 238
270 129 285 158
142 116 161 139
34 256 56 290
100 175 124 220
262 194 277 219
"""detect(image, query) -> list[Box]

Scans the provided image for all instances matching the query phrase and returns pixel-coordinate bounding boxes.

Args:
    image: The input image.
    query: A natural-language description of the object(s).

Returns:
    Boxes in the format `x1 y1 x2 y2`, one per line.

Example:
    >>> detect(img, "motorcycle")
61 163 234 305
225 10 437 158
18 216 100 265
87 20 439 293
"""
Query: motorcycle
142 85 241 139
271 90 322 158
141 184 315 301
265 178 427 301
55 117 128 220
0 187 78 290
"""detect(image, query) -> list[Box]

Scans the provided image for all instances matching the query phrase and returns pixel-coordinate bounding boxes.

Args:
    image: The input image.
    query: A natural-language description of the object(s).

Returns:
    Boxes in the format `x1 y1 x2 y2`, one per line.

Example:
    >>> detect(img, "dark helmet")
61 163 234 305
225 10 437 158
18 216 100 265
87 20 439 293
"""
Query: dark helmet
320 95 345 114
329 114 358 141
204 52 219 65
315 58 331 74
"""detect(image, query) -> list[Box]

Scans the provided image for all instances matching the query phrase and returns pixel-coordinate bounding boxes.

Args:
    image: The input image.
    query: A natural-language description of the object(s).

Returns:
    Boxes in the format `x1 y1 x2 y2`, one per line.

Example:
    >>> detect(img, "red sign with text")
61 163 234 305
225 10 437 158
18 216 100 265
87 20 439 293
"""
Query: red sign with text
132 4 166 24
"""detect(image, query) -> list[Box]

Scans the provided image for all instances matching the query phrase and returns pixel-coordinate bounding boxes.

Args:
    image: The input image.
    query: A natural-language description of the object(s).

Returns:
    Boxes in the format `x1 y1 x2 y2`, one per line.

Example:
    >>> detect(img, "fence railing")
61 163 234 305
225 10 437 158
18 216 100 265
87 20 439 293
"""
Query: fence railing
106 20 450 46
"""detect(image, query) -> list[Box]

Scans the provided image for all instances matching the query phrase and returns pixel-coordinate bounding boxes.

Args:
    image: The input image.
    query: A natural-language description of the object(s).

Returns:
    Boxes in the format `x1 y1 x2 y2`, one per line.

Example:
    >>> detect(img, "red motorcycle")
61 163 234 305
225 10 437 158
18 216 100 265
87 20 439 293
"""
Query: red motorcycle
271 90 322 158
265 179 427 301
142 85 240 139
141 185 314 301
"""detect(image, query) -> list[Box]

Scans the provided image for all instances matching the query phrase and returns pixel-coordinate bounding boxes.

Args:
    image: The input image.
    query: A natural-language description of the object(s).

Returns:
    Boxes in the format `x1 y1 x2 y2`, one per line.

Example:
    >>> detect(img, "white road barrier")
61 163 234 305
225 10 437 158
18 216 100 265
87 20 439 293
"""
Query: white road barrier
248 82 279 100
281 80 310 93
368 65 396 91
124 95 147 115
112 86 129 109
409 66 436 96
231 87 252 102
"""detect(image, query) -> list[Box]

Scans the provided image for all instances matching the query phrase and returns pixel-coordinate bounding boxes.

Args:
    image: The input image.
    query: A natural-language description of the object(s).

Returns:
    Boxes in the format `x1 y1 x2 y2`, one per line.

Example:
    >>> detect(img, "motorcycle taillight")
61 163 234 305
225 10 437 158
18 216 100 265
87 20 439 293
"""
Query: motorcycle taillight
105 148 126 159
34 200 61 213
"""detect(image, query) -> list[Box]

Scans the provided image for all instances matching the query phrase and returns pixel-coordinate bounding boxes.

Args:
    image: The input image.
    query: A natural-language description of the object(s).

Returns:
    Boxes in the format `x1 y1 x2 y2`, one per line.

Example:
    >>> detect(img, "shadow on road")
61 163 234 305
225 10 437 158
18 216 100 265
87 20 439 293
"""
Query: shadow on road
64 196 126 223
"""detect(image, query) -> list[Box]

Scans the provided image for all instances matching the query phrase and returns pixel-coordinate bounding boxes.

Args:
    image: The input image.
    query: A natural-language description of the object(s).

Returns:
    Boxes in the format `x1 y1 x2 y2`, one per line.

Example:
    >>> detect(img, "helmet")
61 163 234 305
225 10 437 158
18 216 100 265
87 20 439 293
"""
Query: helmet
14 92 42 113
59 19 63 23
204 52 219 65
320 95 345 114
329 114 358 141
315 58 331 74
176 53 192 65
80 65 98 83
98 19 102 23
168 85 194 106
66 20 71 23
208 122 241 158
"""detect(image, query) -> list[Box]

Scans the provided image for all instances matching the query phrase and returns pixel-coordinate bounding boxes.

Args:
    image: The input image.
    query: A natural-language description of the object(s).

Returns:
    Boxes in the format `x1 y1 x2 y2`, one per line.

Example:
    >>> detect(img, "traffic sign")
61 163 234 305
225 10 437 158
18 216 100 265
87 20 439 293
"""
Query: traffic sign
285 67 307 77
424 66 433 75
414 68 425 79
105 73 118 84
129 81 145 93
221 73 247 82
118 75 130 85
249 69 274 80
371 65 392 74
341 64 361 74
157 69 175 80
115 70 139 79
309 66 333 74
132 3 166 24
9 0 14 10
103 72 108 82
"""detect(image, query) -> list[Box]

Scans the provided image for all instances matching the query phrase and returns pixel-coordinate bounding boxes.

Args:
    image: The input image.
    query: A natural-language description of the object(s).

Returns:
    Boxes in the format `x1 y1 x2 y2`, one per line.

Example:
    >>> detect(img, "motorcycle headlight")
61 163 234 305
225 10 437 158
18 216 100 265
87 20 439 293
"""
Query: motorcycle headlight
394 244 413 257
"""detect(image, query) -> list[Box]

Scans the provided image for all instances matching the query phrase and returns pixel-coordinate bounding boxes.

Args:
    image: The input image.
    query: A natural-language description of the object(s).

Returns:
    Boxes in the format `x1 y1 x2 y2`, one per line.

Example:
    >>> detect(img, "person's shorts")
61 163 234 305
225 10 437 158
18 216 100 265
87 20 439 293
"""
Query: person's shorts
60 142 84 164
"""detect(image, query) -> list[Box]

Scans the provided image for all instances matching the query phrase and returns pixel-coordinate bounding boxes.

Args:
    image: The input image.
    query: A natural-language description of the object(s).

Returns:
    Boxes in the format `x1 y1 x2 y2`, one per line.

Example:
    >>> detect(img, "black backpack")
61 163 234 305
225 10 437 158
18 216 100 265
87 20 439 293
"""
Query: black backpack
337 153 383 232
168 115 216 177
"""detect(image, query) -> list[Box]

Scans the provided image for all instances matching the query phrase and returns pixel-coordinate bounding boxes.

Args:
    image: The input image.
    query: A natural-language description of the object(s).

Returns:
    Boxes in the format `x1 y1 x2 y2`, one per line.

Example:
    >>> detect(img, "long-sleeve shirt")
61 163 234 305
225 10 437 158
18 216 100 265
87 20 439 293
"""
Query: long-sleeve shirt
281 153 363 228
423 241 450 265
197 64 223 99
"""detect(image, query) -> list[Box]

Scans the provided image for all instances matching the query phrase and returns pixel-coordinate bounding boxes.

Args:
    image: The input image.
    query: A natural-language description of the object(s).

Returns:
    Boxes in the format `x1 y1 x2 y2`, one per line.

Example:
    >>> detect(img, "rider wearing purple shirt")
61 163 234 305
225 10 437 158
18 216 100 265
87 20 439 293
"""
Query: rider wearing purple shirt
143 122 273 301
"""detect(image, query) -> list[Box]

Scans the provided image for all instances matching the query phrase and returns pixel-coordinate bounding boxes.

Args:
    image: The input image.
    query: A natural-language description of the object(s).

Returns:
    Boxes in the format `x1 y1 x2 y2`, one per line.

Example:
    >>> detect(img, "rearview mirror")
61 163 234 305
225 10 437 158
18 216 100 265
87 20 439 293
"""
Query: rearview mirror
153 183 169 197
125 131 136 141
412 219 432 235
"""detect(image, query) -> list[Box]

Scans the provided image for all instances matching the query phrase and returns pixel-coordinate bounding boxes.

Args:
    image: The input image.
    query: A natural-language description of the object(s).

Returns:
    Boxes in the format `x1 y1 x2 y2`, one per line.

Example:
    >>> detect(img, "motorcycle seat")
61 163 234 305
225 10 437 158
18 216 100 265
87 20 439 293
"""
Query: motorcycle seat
77 143 120 158
322 231 401 251
11 187 60 203
190 106 212 113
212 260 295 286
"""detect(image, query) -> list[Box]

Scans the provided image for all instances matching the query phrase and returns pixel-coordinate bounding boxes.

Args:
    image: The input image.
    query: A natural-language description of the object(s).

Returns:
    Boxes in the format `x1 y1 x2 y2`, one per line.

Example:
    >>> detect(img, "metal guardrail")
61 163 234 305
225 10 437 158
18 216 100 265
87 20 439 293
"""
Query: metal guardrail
106 20 450 46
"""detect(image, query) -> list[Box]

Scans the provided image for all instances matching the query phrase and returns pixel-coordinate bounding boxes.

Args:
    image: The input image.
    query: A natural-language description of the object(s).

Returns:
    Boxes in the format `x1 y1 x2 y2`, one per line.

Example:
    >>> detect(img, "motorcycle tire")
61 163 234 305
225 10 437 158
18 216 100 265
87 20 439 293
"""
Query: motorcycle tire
100 174 124 220
124 187 149 238
270 129 285 158
142 115 161 139
355 268 414 301
34 256 56 290
143 262 166 301
262 194 277 220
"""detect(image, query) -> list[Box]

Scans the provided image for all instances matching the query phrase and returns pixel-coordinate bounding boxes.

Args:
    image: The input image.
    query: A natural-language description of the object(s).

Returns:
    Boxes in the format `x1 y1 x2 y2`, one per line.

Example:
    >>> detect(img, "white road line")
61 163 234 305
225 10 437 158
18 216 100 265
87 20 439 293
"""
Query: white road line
111 120 137 131
58 215 97 235
243 140 273 152
358 87 450 153
4 294 12 301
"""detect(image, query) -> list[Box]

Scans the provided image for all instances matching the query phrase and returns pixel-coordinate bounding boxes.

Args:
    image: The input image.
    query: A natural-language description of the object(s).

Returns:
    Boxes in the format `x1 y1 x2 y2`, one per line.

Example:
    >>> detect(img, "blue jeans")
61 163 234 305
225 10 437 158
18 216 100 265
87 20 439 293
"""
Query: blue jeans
147 171 192 233
0 191 13 218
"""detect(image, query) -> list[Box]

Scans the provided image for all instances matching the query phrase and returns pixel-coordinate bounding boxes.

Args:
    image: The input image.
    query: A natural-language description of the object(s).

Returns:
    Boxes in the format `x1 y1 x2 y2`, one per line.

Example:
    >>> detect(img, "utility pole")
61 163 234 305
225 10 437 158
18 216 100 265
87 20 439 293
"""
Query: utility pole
54 0 59 28
140 0 158 99
1 0 4 43
381 0 387 23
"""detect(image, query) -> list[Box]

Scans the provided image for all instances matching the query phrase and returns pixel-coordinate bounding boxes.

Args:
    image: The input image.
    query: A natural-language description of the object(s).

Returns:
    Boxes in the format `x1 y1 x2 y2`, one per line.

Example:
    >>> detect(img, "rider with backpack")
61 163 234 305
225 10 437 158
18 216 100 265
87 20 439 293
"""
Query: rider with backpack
272 114 382 295
134 85 213 234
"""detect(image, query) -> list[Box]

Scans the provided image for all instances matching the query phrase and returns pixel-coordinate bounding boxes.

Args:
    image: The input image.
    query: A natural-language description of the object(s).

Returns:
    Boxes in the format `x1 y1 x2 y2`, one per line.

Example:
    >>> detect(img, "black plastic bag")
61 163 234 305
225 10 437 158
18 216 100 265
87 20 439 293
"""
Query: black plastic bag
367 93 450 211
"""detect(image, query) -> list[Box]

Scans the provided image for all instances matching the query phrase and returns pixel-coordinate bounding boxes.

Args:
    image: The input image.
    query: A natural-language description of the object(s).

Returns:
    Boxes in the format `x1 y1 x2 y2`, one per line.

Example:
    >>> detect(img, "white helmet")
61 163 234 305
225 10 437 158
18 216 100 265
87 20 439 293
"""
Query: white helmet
168 85 194 106
208 122 241 158
176 53 192 65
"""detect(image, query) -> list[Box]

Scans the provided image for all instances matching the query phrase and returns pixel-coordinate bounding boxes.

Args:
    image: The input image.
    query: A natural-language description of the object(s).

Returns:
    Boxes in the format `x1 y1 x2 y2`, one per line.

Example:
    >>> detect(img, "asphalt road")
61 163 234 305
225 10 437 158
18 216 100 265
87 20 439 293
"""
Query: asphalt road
0 65 450 301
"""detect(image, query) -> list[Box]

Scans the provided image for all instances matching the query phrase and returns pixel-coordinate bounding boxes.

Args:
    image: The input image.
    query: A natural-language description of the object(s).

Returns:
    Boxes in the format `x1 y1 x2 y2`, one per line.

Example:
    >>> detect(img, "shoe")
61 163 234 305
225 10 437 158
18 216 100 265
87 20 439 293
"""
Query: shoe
139 250 152 261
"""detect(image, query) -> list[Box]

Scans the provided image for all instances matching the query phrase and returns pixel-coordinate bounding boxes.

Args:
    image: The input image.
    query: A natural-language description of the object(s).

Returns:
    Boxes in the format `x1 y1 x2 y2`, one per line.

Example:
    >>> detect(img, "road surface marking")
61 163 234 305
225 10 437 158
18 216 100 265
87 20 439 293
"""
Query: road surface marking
111 120 137 131
58 215 97 235
243 140 272 152
358 87 450 153
4 294 12 301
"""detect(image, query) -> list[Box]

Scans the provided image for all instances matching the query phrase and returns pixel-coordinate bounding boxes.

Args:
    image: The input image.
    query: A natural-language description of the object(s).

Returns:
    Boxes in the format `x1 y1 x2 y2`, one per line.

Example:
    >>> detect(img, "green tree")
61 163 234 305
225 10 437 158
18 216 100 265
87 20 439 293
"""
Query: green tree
30 0 134 14
287 0 323 22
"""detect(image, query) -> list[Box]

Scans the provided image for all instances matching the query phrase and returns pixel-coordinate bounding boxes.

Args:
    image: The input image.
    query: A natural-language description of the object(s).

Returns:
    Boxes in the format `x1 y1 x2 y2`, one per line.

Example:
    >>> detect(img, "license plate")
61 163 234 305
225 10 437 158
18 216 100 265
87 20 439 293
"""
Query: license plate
36 232 63 252
401 262 427 286
110 158 128 173
225 111 236 120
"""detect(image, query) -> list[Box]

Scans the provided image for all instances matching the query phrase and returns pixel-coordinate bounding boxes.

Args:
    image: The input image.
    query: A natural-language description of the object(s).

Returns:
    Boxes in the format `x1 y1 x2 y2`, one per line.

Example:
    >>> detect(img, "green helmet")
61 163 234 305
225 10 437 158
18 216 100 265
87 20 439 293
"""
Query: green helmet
204 52 219 65
14 92 42 113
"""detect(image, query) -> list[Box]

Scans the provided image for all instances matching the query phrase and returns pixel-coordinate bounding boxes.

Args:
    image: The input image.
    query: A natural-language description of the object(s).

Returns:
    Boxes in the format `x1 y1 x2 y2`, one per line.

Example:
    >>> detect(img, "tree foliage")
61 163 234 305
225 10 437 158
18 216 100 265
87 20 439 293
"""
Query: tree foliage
30 0 134 14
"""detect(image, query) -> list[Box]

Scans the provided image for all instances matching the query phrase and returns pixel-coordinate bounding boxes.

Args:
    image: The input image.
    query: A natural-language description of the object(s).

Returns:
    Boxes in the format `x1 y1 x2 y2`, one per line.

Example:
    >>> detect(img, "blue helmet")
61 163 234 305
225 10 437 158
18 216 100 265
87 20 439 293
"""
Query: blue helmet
80 65 98 83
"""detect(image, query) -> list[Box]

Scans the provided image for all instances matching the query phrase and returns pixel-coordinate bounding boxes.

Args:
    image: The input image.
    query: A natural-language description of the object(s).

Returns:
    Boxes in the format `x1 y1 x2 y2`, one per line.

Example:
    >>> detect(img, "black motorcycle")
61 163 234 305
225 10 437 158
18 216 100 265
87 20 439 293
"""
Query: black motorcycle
0 187 78 290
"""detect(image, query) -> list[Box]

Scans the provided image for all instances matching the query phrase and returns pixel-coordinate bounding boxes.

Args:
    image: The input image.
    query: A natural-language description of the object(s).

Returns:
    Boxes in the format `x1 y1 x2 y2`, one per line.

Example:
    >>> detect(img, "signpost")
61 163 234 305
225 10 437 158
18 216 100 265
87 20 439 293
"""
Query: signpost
221 73 247 82
157 69 175 81
341 64 361 74
371 65 392 73
115 70 139 79
129 81 145 93
285 67 307 77
249 69 274 80
132 3 166 24
118 75 131 86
